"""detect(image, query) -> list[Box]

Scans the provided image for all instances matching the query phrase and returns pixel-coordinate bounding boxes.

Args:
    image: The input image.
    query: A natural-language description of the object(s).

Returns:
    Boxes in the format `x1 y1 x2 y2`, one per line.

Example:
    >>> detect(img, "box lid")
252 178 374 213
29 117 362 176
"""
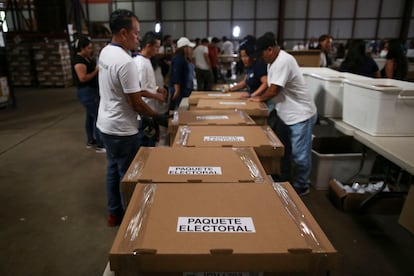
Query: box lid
196 99 269 117
343 78 411 94
110 182 337 272
122 147 267 184
188 92 244 105
173 125 284 157
168 109 255 130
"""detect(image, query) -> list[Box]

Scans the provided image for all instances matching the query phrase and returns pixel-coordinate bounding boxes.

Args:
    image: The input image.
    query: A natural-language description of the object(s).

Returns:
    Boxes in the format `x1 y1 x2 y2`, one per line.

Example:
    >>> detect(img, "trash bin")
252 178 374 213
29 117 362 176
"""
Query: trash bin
311 136 371 190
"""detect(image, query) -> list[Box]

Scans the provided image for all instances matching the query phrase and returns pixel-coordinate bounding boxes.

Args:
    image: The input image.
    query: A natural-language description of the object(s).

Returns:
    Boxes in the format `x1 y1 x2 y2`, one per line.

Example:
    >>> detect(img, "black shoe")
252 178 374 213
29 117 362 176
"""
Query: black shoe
86 139 97 149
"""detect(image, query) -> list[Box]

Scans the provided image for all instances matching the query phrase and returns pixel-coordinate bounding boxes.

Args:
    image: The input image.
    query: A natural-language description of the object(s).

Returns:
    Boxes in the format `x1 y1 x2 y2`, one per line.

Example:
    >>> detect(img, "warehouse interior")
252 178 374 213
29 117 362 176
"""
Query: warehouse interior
1 0 414 275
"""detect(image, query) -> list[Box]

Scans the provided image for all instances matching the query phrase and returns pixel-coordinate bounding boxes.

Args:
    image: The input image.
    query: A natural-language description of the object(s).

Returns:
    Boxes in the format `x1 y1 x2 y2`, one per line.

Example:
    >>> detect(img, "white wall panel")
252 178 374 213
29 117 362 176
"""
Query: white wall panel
86 4 109 22
163 22 184 38
354 20 376 38
232 21 255 38
209 21 232 38
256 20 278 36
186 0 207 20
307 20 329 38
332 0 355 18
186 21 207 39
233 0 255 19
309 0 331 18
381 0 403 17
162 1 184 20
139 22 157 35
209 0 231 19
285 0 307 18
378 19 402 38
331 20 353 38
113 2 133 11
284 20 306 39
356 0 380 18
134 1 156 21
256 0 279 18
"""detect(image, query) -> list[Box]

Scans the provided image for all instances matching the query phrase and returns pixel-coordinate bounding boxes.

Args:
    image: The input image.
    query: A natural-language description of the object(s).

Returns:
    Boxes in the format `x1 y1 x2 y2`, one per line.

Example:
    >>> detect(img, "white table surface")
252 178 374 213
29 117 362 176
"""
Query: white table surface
331 119 414 175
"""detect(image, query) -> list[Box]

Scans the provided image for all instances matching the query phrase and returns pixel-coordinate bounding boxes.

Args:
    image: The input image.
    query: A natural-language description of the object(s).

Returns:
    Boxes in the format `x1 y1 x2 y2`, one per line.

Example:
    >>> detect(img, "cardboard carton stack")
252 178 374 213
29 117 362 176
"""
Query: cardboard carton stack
0 77 10 104
32 40 73 87
7 42 34 86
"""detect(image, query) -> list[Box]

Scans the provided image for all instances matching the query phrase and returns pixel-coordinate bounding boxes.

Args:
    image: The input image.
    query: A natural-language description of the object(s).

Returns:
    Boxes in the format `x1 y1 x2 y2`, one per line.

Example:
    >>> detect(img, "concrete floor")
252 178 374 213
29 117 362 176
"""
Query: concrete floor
0 87 413 275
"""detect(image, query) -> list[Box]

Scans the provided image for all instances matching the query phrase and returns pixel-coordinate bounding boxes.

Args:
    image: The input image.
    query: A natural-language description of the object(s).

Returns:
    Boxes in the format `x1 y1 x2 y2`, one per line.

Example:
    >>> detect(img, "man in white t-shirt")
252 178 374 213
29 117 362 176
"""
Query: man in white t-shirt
192 38 213 90
97 9 158 226
133 31 168 146
252 32 317 197
221 36 234 78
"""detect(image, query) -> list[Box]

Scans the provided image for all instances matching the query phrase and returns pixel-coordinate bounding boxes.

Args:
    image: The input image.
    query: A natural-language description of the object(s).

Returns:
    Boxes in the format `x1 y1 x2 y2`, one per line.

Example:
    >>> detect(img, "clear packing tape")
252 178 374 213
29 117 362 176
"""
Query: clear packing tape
124 183 157 244
176 125 191 146
263 126 283 148
232 147 264 183
271 182 325 253
124 148 150 181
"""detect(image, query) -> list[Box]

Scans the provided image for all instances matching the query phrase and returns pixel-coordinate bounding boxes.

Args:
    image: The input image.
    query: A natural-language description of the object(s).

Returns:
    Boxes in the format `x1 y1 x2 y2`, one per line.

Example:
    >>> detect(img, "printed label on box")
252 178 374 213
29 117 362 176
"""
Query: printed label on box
168 166 222 175
177 217 256 233
196 115 230 120
219 101 246 105
207 93 231 97
203 136 245 142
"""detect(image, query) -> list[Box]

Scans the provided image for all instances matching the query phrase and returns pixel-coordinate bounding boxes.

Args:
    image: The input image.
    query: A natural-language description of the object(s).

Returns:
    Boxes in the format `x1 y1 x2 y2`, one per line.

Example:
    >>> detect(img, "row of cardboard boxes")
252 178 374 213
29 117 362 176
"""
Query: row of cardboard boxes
300 67 414 137
108 96 339 275
111 146 337 275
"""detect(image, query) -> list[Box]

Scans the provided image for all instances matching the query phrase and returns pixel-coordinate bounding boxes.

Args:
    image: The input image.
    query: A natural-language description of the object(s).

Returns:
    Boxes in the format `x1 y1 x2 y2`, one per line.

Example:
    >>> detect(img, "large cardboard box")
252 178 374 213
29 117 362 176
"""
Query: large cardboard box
172 125 284 175
168 109 256 144
110 182 337 275
399 184 414 234
195 99 269 125
121 147 269 206
188 91 245 109
287 50 320 67
328 179 405 214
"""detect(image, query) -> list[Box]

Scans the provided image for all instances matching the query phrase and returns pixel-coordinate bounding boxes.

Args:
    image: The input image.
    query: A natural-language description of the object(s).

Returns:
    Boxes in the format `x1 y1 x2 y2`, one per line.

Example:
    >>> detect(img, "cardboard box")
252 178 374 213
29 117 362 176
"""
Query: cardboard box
287 50 320 67
328 179 405 214
172 125 284 175
195 99 269 125
168 110 256 145
188 92 245 109
110 182 337 275
121 147 269 206
399 184 414 234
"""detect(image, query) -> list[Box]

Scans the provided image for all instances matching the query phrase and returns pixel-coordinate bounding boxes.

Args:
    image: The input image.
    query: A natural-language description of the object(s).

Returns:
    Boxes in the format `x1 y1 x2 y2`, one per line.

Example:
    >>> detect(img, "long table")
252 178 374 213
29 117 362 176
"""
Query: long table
331 119 414 175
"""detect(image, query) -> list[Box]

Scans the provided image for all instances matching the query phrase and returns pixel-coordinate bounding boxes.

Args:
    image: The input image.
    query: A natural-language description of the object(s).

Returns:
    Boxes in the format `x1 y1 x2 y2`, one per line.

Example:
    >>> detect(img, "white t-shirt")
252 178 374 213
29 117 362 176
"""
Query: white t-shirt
267 50 316 125
97 44 142 136
133 54 168 113
222 40 234 55
192 45 210 70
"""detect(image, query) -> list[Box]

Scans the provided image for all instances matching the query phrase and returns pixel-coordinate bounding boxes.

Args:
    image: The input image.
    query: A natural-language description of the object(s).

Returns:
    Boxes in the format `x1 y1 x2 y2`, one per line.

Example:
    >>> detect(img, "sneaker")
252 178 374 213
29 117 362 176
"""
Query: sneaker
107 214 122 227
95 146 106 153
86 139 97 149
297 187 311 197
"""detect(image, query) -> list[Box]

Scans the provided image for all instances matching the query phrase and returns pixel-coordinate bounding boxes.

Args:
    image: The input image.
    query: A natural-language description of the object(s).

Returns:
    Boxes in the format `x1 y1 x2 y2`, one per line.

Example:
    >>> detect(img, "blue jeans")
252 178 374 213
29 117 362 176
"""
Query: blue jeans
77 86 103 147
99 130 140 216
271 112 317 191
